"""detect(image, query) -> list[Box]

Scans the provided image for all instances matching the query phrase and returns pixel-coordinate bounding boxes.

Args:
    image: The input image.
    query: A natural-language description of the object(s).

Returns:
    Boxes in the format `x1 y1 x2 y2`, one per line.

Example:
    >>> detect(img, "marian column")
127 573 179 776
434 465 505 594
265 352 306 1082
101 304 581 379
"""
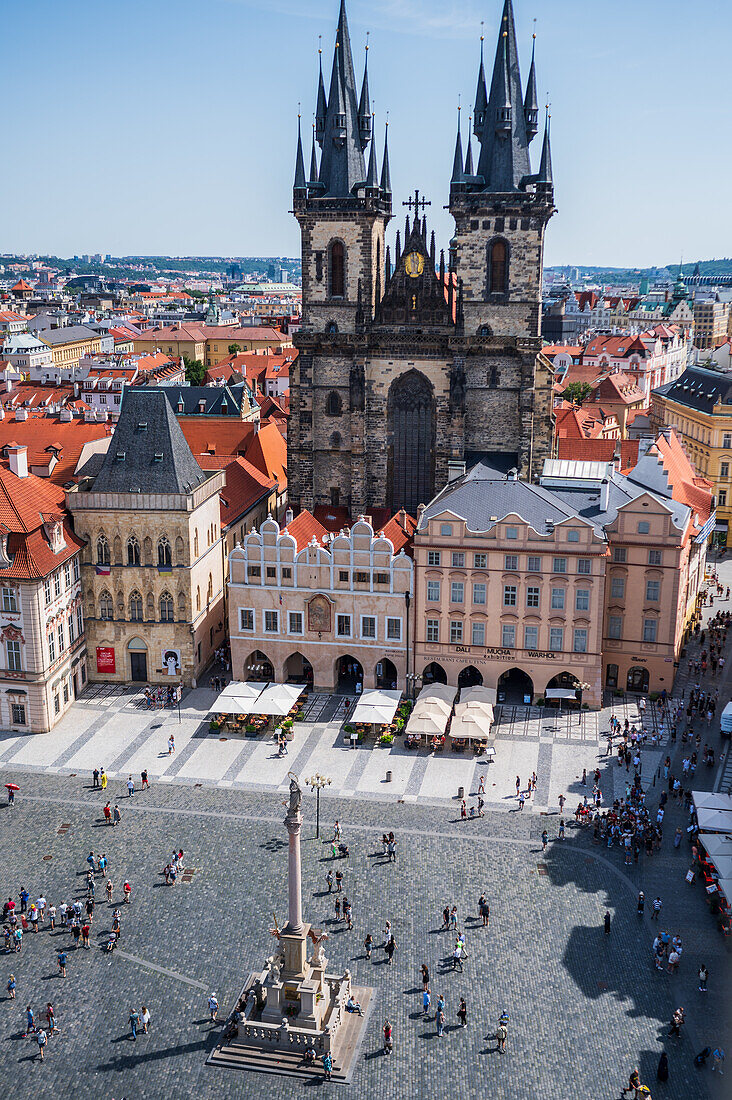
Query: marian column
283 774 304 935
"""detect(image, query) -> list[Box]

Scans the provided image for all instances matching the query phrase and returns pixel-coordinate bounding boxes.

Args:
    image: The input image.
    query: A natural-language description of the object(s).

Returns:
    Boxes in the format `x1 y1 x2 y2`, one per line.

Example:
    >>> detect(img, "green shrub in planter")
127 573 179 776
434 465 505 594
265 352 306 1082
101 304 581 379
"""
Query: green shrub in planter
536 697 545 706
379 732 394 745
344 724 354 734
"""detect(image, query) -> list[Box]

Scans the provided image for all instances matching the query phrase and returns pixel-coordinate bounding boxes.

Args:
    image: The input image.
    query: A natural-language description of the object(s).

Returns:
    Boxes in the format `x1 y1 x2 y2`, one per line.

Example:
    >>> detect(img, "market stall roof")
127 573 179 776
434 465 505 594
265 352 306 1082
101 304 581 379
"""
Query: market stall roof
351 689 402 726
407 683 457 737
706 853 732 880
212 681 267 713
699 832 732 859
545 688 578 701
696 806 732 834
714 874 732 903
252 682 306 716
692 790 732 813
452 686 495 740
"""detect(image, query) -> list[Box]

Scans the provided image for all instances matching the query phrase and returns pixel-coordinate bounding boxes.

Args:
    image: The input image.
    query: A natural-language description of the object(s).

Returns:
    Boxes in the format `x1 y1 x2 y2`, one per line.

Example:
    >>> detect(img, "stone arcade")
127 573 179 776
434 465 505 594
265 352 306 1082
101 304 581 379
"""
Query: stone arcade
288 0 556 517
207 775 373 1081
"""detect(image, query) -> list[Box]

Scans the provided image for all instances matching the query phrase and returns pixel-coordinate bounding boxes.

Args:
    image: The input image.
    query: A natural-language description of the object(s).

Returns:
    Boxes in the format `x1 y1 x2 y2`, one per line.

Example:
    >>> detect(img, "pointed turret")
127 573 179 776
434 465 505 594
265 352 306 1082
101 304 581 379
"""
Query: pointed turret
474 35 487 135
315 48 327 145
523 33 539 142
317 0 367 197
365 126 379 192
464 130 474 177
537 108 553 189
474 0 532 193
358 40 372 148
380 121 391 193
451 108 464 185
309 124 319 183
293 113 306 195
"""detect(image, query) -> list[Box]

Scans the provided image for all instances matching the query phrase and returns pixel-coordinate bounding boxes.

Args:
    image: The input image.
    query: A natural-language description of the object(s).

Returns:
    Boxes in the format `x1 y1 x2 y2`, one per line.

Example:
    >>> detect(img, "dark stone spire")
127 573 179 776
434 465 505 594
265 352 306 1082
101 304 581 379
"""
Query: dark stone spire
537 107 553 187
451 107 464 185
358 38 372 149
524 32 539 142
293 112 306 194
380 121 391 193
475 0 532 192
464 126 474 176
309 124 319 183
365 123 379 189
315 46 327 145
474 34 487 135
317 0 367 198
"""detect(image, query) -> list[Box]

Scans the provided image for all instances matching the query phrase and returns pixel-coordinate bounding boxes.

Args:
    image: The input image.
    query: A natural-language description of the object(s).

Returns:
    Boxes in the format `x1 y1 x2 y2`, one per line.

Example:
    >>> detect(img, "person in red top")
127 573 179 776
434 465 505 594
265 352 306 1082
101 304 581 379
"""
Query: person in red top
103 802 112 825
123 881 132 904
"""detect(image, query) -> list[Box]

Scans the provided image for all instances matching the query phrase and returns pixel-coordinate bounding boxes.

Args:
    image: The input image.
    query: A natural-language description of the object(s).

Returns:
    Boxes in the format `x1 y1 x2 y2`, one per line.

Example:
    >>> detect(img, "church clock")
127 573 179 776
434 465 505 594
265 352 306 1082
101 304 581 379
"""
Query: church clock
404 251 424 278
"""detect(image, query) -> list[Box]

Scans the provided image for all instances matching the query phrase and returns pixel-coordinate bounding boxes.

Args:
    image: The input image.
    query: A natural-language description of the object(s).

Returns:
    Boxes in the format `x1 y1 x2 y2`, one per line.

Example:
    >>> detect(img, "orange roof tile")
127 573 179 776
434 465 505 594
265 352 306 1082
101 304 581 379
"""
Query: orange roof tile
284 510 328 551
198 455 275 529
244 421 287 486
0 417 112 485
178 419 255 459
380 510 417 555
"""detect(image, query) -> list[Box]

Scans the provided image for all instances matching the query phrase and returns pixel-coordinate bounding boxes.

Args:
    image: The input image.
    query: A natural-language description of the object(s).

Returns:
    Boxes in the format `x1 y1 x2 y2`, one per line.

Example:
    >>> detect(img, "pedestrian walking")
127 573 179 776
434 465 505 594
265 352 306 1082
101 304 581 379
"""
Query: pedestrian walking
458 997 467 1027
208 993 219 1021
103 801 112 825
100 768 107 790
452 943 463 972
344 898 353 930
113 804 121 826
364 933 373 960
558 818 565 840
496 1022 507 1052
335 870 343 892
698 964 708 991
712 1047 725 1074
141 1005 150 1033
57 950 67 977
421 963 429 990
582 768 587 786
651 896 662 920
385 937 396 965
127 776 135 797
668 1007 685 1037
558 794 565 813
515 776 521 798
7 974 16 999
436 1007 445 1037
422 987 431 1017
141 769 149 790
541 830 548 852
334 897 341 922
604 911 611 935
46 1004 59 1036
123 881 132 904
518 790 525 811
637 892 645 916
36 1028 47 1060
657 1051 669 1082
478 775 485 794
168 735 175 755
129 1007 140 1040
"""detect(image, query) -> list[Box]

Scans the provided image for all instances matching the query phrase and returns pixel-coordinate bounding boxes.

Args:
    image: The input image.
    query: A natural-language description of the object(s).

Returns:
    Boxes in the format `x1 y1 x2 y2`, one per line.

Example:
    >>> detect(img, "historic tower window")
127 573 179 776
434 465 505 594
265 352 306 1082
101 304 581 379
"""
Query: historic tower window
99 590 113 620
129 590 143 621
157 536 172 567
159 591 174 622
326 391 342 416
387 370 435 515
127 536 140 566
488 366 501 388
488 238 509 295
329 240 345 298
96 534 110 566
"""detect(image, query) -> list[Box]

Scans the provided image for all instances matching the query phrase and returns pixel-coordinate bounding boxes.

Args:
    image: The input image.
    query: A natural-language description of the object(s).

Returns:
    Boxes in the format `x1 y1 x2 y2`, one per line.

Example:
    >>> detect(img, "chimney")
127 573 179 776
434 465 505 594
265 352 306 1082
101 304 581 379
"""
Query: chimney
398 507 408 532
15 408 28 421
447 459 466 483
8 445 28 478
285 507 294 526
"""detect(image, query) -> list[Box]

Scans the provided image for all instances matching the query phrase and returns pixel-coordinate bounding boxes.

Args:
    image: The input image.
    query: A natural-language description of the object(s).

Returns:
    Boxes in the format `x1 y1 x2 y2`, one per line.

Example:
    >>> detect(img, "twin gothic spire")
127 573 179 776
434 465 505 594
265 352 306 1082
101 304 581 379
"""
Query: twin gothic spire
295 0 552 204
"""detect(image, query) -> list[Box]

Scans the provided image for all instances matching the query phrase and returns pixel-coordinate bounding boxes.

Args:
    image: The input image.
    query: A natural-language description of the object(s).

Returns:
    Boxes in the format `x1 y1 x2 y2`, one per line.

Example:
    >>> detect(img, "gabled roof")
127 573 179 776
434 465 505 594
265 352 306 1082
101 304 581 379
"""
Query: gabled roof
163 385 245 417
244 420 287 486
283 509 328 551
178 419 255 458
380 510 417 555
556 438 640 472
91 389 207 495
0 466 83 579
0 417 111 485
197 455 275 530
36 324 101 346
654 365 732 414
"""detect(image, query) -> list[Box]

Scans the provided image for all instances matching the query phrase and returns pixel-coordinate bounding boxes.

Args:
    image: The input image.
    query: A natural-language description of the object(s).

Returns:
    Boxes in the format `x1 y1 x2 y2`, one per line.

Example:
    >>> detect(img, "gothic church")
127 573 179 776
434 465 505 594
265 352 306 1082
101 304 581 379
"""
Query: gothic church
289 0 555 517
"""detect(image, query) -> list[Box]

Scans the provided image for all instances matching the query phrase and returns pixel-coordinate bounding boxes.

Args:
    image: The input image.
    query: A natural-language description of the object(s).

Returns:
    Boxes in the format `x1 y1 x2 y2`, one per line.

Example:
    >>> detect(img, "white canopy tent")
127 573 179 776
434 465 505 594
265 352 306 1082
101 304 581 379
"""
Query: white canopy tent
699 832 732 860
451 686 496 741
696 806 732 834
713 874 732 904
545 688 578 701
212 681 267 714
692 791 732 813
251 683 306 716
406 684 456 738
351 689 402 726
705 853 732 880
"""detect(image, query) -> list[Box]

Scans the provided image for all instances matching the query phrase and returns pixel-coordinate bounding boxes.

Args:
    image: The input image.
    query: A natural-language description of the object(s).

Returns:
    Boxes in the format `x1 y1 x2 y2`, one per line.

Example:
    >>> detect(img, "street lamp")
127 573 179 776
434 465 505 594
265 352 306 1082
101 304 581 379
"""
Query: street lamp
304 773 332 839
406 672 422 701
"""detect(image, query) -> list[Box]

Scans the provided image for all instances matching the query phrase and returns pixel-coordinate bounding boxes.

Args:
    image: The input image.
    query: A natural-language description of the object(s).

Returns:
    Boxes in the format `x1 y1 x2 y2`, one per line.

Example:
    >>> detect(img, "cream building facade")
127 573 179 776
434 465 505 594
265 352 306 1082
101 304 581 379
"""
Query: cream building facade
67 390 225 686
228 516 413 692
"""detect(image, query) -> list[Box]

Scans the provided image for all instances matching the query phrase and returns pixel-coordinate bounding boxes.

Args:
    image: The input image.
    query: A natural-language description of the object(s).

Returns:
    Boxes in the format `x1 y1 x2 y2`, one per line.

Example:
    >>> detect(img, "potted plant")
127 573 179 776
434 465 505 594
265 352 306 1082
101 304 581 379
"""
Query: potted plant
379 732 394 745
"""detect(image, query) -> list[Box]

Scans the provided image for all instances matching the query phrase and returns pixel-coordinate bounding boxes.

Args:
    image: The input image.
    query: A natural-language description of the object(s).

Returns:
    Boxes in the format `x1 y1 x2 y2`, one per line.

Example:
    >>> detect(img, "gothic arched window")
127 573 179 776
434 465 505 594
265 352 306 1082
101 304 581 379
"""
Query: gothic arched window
127 535 140 566
160 591 174 622
96 534 110 566
329 240 345 298
488 238 509 295
157 536 172 567
129 590 143 621
326 391 342 416
99 590 113 620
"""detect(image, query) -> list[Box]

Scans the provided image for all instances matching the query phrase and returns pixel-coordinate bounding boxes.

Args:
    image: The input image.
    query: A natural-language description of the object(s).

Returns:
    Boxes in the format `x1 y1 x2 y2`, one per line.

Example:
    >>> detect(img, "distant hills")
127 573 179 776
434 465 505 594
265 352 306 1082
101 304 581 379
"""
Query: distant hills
546 259 732 280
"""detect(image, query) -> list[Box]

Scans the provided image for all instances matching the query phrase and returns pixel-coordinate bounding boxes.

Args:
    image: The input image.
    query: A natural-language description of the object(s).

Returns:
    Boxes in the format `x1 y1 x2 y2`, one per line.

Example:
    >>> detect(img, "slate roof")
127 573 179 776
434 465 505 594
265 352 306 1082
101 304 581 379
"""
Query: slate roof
35 325 101 346
654 365 732 414
90 389 207 495
419 461 605 537
163 385 245 417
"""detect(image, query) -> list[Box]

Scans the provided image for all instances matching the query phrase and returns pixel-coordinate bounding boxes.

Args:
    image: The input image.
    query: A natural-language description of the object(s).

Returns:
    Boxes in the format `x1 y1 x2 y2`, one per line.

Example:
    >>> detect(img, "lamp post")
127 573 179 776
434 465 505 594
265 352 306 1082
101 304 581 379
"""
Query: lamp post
406 672 422 701
304 773 332 839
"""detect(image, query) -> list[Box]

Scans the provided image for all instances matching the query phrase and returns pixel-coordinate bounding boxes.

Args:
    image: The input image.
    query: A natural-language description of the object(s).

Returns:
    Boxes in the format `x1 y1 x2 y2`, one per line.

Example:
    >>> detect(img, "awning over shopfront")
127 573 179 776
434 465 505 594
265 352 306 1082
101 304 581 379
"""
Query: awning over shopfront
545 688 578 701
693 791 732 813
212 681 268 714
406 683 457 738
351 689 402 726
699 832 732 860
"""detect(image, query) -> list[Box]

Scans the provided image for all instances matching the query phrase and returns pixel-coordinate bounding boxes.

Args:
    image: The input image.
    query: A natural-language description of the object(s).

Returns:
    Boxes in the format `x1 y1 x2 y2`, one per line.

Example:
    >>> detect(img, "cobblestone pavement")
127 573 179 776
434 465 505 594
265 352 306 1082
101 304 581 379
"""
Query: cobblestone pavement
0 762 728 1100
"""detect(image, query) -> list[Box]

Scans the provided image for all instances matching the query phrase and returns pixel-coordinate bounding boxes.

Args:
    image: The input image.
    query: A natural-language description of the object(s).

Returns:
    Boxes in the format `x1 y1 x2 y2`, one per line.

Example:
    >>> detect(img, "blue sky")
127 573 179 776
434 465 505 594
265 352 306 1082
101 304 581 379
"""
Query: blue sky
3 0 730 267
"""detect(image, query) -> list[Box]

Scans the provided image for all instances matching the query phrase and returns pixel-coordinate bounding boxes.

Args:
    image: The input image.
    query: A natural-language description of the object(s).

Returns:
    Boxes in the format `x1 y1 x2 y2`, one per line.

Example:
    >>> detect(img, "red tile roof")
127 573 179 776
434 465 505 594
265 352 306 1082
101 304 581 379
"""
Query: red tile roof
198 455 276 529
11 280 33 292
380 510 417 555
556 438 640 471
648 429 714 528
178 419 255 459
0 466 83 579
244 421 287 487
0 417 112 485
284 510 328 551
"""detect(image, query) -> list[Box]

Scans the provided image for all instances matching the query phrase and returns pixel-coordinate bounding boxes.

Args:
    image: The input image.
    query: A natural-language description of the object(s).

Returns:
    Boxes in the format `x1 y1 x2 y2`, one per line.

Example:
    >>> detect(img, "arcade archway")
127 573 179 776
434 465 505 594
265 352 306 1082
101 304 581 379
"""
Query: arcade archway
497 667 534 704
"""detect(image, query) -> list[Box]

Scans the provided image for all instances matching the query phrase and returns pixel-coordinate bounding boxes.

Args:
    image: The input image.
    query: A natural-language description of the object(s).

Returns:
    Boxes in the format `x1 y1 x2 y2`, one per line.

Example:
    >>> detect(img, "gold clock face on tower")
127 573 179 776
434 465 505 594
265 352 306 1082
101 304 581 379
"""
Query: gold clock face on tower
404 251 425 278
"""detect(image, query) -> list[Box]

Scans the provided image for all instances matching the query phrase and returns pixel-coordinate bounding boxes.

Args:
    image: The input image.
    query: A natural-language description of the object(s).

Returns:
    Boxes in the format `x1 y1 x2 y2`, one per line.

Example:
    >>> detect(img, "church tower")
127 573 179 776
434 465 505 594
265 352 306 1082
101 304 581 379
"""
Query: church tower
449 0 556 477
290 0 392 513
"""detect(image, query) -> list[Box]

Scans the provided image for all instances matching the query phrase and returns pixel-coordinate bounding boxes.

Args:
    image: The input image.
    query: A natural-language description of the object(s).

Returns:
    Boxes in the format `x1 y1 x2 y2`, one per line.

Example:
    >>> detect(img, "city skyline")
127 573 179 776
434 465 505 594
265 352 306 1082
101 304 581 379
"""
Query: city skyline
4 0 731 266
